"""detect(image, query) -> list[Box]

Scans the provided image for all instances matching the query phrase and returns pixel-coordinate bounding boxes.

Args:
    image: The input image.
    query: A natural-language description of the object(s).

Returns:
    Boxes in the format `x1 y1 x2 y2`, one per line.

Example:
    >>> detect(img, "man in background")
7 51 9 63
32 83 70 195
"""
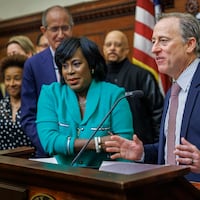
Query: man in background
21 5 74 157
103 30 164 144
35 33 49 53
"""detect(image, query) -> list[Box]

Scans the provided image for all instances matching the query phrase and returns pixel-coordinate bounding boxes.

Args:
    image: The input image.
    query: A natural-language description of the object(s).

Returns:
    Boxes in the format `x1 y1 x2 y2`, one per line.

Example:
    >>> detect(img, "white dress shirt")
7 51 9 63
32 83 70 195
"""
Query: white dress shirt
164 58 199 163
50 46 60 82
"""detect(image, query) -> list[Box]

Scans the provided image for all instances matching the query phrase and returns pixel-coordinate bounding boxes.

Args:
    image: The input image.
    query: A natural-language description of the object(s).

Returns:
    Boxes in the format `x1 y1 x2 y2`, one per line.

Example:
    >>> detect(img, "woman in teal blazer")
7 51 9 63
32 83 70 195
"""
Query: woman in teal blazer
36 37 133 168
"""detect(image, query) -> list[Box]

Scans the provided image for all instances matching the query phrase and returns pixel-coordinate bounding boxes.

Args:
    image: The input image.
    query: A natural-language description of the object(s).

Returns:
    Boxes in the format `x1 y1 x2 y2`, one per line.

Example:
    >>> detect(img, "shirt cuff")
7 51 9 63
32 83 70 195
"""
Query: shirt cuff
134 151 145 163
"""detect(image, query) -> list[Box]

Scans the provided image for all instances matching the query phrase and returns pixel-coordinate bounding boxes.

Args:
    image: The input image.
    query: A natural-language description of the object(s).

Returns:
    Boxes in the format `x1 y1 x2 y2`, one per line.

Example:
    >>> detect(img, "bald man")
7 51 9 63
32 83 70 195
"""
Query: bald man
103 30 164 145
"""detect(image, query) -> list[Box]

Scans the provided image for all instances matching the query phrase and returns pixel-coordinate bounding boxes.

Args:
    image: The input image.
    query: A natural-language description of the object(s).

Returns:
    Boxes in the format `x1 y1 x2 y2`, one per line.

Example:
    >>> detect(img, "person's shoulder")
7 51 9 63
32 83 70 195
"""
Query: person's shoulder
39 83 64 103
40 83 67 102
0 96 9 106
42 82 61 89
99 81 126 102
128 62 150 74
101 81 125 92
25 48 51 64
129 63 157 80
0 97 5 105
122 59 151 76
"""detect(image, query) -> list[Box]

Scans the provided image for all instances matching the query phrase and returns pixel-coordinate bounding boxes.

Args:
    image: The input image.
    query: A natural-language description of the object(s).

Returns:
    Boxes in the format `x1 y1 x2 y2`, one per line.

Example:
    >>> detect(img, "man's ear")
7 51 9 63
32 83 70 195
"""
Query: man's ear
186 37 196 53
40 26 46 34
125 47 130 55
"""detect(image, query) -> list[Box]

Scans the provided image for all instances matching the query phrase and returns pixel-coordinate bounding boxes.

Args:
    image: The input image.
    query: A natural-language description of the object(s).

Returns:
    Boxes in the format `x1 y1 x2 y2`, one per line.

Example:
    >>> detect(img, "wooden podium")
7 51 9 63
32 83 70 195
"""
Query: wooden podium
0 154 199 200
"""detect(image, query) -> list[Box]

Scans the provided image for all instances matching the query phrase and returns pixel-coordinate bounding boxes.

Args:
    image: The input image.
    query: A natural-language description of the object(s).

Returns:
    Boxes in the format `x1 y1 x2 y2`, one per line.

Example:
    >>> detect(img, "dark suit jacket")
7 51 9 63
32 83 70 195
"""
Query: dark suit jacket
106 58 164 144
145 62 200 182
21 48 57 157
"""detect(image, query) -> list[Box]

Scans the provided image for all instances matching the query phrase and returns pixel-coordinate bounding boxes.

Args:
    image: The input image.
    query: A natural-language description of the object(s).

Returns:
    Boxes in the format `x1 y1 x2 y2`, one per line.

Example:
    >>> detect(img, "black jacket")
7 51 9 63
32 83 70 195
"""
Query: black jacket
106 58 164 144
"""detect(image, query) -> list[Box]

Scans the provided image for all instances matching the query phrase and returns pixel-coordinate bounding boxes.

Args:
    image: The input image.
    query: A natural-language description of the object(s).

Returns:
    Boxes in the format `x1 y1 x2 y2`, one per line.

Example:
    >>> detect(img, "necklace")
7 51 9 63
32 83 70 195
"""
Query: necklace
79 100 86 107
11 101 21 110
11 102 21 122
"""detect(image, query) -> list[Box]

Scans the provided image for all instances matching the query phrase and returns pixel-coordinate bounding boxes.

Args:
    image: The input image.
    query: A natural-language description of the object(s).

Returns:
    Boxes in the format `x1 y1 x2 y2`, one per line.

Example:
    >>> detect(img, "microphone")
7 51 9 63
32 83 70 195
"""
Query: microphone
71 90 144 166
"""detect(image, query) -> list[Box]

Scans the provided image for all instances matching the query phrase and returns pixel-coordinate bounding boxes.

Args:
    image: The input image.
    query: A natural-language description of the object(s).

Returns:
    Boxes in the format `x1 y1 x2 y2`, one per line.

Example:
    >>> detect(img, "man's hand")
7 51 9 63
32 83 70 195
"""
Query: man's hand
105 134 144 161
175 137 200 173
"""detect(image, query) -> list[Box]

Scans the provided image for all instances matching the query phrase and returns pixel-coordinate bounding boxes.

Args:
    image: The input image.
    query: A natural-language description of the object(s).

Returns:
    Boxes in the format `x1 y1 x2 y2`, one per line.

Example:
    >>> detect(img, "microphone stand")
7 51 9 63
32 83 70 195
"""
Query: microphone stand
71 90 144 166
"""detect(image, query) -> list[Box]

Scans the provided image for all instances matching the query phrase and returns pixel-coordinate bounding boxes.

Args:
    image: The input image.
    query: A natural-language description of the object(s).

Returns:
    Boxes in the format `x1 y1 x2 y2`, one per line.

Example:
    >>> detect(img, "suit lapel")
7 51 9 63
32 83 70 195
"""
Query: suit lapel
158 90 170 164
65 86 82 124
65 80 100 125
180 63 200 138
159 62 200 164
81 81 100 124
41 48 57 81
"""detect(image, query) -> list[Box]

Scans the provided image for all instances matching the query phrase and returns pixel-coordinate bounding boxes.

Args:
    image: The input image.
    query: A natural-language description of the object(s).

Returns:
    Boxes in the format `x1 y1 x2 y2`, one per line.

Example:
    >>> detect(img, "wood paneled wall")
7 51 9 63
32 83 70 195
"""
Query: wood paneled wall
0 0 198 59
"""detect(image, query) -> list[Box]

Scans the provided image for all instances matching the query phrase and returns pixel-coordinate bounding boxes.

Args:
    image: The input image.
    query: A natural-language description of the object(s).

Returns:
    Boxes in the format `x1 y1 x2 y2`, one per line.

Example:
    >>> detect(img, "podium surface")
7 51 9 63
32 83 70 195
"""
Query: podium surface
0 155 199 200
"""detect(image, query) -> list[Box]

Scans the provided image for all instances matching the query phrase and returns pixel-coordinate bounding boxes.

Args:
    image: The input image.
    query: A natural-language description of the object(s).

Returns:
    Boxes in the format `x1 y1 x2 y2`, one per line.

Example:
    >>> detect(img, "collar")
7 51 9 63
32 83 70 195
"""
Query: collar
107 58 127 73
176 58 199 92
49 46 58 69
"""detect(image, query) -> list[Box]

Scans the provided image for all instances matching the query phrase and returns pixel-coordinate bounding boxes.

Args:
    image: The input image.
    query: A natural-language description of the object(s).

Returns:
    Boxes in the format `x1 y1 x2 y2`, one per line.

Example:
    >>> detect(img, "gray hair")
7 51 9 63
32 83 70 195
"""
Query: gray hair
159 12 200 55
41 5 74 27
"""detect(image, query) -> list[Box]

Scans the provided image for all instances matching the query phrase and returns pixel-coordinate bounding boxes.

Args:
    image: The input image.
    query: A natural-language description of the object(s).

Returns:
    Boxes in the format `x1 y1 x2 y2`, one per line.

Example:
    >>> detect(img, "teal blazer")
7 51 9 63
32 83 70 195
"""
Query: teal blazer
36 80 133 168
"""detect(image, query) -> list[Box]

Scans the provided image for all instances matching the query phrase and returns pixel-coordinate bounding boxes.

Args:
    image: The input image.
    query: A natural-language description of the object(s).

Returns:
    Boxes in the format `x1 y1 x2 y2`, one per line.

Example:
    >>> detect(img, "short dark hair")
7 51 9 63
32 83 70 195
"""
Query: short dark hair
55 37 107 84
0 54 27 80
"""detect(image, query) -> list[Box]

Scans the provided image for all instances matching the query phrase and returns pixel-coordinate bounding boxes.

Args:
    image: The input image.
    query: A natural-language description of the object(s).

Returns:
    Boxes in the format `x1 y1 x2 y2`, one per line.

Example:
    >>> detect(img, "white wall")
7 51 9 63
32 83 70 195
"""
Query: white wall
0 0 97 20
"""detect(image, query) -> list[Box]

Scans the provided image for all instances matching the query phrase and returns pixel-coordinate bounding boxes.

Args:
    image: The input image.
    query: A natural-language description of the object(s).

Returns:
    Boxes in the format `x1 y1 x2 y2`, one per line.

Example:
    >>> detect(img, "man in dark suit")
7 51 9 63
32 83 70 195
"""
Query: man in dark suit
105 12 200 182
103 30 164 144
21 5 74 157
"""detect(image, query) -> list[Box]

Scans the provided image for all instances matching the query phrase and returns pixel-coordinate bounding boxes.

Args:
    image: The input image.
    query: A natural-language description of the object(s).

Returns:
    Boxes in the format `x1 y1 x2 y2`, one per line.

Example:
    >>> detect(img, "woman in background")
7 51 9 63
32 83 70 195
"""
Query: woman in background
0 55 33 150
6 35 35 57
0 35 36 99
36 37 133 168
35 33 49 53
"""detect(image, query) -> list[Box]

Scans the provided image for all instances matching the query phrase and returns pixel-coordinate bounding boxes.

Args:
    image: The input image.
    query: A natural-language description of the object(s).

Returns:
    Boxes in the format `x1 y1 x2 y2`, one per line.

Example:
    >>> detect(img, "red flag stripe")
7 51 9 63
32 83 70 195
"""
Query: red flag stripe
134 21 153 41
137 0 154 14
135 6 155 30
133 33 154 59
133 48 158 72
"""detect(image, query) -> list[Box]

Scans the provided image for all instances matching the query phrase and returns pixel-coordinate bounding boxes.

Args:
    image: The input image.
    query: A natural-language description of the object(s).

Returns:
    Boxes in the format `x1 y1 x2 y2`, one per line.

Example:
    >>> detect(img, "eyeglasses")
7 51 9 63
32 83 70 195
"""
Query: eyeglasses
46 25 71 33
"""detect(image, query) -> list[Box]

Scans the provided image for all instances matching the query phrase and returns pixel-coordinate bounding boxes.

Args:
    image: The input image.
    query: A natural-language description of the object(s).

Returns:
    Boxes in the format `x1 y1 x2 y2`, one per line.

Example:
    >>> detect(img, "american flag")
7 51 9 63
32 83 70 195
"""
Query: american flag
132 0 171 95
